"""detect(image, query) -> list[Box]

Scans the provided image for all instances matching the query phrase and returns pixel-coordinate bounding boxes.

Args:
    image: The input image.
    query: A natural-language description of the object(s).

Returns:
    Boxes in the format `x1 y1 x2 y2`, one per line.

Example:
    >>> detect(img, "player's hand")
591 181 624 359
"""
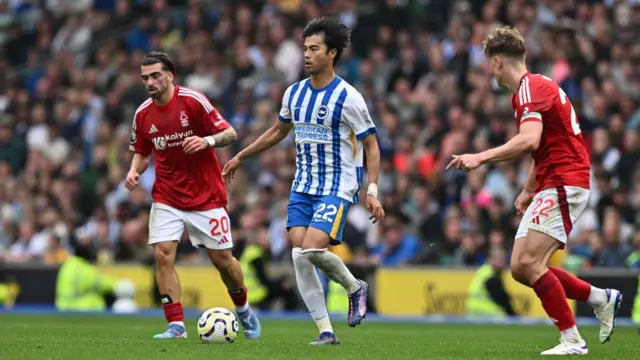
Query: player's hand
222 156 242 183
514 190 534 215
366 195 385 224
183 136 208 154
125 170 140 191
446 154 483 172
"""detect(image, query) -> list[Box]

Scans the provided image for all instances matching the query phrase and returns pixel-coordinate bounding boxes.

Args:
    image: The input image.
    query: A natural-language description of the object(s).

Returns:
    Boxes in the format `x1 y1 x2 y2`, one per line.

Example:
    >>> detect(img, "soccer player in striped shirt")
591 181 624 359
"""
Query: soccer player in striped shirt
127 52 261 340
223 17 384 345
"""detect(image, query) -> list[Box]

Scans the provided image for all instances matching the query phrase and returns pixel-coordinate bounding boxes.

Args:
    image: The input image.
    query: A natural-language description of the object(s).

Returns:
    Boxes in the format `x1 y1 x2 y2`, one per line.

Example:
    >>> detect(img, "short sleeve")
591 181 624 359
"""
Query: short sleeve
129 111 152 156
185 91 231 134
343 91 376 140
278 85 293 123
515 77 552 125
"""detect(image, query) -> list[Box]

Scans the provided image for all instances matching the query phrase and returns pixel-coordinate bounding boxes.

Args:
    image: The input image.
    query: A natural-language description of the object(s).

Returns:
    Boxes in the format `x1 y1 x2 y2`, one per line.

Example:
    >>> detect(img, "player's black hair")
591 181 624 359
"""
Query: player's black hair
302 17 351 64
141 51 175 74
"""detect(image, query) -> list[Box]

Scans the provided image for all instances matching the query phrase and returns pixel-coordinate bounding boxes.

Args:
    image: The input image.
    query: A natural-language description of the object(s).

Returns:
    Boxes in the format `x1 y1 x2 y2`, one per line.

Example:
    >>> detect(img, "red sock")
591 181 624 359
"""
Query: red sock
549 267 591 302
162 302 184 323
532 271 576 331
228 286 248 307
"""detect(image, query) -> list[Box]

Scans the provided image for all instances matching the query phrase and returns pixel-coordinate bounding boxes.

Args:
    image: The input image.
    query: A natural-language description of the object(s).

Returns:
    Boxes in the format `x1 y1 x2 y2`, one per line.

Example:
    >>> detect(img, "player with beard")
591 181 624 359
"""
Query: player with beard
126 52 261 340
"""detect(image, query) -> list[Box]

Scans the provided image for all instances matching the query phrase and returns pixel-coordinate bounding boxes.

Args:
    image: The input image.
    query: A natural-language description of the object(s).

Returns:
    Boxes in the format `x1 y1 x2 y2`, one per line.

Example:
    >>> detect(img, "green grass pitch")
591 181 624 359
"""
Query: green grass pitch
0 314 636 359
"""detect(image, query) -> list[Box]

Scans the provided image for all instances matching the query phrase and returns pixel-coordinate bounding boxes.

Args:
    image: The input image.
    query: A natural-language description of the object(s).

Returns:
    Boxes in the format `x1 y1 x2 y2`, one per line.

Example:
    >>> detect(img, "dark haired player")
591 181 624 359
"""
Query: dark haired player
126 52 261 340
223 17 384 345
447 27 621 355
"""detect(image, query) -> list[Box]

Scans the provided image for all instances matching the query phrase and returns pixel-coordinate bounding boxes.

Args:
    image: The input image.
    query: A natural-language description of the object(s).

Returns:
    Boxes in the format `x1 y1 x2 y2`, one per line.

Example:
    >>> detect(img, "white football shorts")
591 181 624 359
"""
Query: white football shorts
515 186 590 246
148 202 233 250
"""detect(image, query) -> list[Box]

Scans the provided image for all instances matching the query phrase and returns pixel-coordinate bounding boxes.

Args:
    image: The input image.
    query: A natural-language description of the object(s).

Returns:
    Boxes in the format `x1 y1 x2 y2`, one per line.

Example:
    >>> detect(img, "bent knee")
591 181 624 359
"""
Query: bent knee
510 252 544 285
154 243 177 267
301 248 327 262
208 249 235 269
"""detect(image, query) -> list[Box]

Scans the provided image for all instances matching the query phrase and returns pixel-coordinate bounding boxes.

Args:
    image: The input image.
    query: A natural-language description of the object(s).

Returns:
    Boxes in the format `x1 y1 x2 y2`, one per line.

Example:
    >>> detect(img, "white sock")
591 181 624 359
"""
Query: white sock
169 321 185 328
315 315 333 334
302 248 361 294
587 286 607 308
292 248 333 334
236 303 249 313
560 326 582 342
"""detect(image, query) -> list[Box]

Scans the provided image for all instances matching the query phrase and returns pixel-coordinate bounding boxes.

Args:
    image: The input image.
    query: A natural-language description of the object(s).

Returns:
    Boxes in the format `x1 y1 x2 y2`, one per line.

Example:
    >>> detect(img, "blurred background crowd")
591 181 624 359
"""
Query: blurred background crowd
0 0 639 276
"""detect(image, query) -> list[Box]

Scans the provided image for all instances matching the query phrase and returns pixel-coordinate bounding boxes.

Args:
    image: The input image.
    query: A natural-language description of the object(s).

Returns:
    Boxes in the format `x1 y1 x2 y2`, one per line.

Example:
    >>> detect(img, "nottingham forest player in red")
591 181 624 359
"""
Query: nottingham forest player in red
126 52 261 340
448 27 621 356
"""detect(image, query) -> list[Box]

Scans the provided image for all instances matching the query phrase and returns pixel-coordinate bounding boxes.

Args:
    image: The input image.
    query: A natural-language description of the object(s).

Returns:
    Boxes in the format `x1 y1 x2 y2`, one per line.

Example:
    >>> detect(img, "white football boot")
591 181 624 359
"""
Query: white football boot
593 288 623 343
540 338 588 356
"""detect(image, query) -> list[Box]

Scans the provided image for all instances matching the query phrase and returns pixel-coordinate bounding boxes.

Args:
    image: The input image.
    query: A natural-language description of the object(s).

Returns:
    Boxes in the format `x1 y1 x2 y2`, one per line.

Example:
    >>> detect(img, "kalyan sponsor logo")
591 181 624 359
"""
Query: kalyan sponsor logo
152 130 194 151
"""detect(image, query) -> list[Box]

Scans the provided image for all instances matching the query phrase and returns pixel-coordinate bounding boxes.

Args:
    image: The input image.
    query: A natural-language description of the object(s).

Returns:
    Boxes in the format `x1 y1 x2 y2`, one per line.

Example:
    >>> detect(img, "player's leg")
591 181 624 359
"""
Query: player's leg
550 186 621 343
187 207 261 339
302 195 367 328
287 192 339 345
515 236 610 309
511 188 587 355
512 237 608 307
548 266 621 343
205 248 261 339
148 203 187 339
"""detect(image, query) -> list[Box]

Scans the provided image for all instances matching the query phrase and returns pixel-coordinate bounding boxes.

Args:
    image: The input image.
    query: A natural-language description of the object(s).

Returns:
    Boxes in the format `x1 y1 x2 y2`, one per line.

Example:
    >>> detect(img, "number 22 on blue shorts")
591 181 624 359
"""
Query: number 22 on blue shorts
286 192 350 245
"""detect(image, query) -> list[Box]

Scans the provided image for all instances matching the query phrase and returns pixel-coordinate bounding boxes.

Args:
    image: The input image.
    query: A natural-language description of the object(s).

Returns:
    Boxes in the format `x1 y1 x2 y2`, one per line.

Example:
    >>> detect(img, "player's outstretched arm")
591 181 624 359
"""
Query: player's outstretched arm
361 134 385 223
222 121 292 182
240 121 293 159
478 121 542 164
126 153 151 190
447 121 543 171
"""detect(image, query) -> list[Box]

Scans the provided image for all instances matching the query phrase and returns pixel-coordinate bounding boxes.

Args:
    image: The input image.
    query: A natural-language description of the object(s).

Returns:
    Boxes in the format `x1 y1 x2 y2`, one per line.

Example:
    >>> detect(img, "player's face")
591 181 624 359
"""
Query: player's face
303 34 335 75
140 63 173 99
488 56 505 87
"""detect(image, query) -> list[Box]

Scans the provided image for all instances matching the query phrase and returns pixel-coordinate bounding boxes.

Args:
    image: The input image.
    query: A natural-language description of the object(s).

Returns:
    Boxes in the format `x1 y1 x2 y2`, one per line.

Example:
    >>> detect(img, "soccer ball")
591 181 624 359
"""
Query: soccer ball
197 307 239 344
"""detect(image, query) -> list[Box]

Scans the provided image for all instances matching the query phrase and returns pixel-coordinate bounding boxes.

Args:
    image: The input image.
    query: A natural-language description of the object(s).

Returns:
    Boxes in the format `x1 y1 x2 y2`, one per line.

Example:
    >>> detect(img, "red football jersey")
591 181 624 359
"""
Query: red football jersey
512 73 591 192
129 85 230 211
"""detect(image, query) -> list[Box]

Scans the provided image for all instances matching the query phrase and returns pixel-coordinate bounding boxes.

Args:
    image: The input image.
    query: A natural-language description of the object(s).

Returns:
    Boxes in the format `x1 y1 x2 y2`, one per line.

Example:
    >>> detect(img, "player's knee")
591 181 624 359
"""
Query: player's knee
208 249 234 270
154 243 176 269
301 248 327 263
301 227 331 250
511 251 543 285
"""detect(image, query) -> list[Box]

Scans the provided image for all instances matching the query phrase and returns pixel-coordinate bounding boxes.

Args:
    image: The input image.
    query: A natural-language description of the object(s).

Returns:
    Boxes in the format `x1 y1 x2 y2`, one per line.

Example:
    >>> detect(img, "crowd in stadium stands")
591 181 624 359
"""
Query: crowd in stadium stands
0 0 639 272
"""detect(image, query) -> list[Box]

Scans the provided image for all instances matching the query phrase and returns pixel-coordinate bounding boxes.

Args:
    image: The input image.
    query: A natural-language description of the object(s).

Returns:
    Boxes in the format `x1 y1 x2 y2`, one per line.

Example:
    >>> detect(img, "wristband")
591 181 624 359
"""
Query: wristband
204 136 216 148
367 183 378 197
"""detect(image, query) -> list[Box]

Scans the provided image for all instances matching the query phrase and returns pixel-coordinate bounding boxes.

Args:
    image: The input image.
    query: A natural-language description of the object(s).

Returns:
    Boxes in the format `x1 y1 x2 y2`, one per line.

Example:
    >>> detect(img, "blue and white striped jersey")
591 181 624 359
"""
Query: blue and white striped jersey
279 76 377 203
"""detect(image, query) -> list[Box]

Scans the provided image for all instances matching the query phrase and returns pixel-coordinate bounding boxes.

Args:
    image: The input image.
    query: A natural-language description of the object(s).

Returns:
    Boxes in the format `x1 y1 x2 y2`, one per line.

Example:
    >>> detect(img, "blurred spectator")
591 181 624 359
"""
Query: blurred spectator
371 211 421 266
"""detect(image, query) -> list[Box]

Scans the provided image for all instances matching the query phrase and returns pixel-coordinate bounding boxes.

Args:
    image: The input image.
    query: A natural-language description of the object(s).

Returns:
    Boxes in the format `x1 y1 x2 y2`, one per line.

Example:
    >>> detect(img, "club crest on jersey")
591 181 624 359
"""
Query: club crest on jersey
180 111 189 127
316 105 329 120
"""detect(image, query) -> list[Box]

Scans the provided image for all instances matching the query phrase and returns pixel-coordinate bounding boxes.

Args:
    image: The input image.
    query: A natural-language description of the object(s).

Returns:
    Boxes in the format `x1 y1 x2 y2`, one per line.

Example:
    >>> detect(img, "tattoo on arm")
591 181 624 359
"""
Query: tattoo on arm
209 127 237 148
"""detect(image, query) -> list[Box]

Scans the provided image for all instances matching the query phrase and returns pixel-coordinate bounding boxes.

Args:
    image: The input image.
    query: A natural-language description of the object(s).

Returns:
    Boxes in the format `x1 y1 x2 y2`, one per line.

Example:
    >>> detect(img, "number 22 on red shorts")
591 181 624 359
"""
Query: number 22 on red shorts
515 186 590 245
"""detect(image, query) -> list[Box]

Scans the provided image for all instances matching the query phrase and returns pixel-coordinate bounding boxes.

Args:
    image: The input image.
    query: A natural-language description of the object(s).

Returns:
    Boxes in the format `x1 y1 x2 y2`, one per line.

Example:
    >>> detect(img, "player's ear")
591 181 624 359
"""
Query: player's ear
328 48 337 60
494 56 503 69
167 71 175 83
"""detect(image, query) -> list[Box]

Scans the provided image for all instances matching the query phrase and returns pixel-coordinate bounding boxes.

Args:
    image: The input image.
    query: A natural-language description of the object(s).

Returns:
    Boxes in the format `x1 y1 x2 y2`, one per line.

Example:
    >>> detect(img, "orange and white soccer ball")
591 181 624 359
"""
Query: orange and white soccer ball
197 307 240 343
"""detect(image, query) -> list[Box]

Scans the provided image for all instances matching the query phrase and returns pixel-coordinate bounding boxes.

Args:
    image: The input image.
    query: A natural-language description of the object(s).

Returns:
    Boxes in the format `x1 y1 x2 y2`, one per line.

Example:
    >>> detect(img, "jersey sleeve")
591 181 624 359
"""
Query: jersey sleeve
515 77 553 125
187 92 231 134
278 85 293 123
343 91 377 140
129 111 152 156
